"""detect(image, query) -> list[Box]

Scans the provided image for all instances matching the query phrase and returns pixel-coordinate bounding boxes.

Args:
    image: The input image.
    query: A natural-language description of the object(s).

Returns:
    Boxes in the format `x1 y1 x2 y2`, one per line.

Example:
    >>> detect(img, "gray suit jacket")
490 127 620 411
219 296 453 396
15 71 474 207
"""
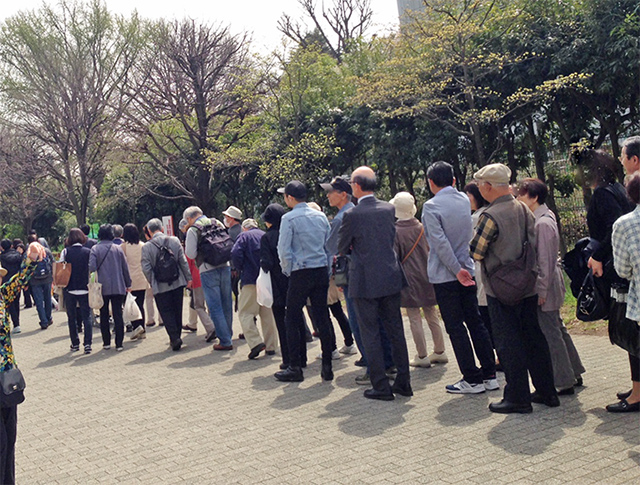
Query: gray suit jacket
141 233 191 295
337 196 404 299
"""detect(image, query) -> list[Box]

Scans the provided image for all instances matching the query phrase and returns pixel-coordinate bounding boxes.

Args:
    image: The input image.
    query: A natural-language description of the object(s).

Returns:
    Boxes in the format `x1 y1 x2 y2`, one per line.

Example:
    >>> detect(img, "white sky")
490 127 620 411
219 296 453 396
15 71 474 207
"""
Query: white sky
1 0 400 53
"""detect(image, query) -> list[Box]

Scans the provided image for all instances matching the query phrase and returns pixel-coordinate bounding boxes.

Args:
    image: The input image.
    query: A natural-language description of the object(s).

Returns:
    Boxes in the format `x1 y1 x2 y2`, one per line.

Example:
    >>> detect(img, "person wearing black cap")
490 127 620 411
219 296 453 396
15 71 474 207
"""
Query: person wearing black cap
275 181 334 382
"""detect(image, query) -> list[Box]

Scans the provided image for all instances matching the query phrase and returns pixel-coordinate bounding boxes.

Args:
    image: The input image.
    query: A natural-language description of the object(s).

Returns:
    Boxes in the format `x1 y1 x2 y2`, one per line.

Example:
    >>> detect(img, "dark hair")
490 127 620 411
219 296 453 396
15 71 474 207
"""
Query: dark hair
123 223 140 244
67 228 87 246
80 224 91 236
463 182 487 208
12 239 23 249
517 178 548 205
97 224 115 241
1 239 11 251
623 136 640 160
26 234 37 244
427 161 454 188
627 173 640 205
575 149 618 185
352 173 377 192
29 229 37 235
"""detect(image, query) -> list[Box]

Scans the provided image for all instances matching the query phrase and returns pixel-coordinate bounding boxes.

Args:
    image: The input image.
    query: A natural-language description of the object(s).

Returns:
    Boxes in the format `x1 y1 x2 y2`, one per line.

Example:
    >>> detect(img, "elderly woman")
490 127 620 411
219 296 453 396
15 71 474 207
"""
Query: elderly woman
0 241 45 484
608 173 640 413
122 224 148 341
89 224 132 351
390 192 447 367
517 179 585 395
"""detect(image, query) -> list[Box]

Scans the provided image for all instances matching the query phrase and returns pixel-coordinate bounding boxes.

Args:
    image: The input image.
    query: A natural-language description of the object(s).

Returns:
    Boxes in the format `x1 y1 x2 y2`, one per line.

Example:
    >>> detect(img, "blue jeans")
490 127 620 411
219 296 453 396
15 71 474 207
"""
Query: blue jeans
31 282 52 328
200 267 233 346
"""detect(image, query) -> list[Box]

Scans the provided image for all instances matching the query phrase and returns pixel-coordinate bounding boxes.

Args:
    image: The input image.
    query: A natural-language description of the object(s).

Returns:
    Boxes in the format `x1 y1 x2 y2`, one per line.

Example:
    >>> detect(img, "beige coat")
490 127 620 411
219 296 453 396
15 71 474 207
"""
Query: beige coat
122 242 149 292
533 204 566 311
394 218 437 308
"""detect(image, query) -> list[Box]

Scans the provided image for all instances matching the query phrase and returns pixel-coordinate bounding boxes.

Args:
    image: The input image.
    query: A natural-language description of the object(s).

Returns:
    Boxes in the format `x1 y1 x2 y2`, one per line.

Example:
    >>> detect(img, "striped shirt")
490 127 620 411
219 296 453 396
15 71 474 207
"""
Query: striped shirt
612 205 640 321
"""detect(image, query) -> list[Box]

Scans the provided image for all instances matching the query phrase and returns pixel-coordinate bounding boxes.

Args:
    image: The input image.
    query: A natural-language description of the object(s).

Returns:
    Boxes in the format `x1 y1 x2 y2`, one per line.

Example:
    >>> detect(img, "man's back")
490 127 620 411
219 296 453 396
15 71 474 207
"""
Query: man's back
338 197 403 299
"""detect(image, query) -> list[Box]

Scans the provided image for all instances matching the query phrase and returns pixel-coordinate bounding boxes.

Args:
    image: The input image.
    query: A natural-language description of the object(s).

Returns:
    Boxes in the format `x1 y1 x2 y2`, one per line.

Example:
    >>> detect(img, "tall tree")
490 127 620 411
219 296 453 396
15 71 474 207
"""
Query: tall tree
0 0 143 224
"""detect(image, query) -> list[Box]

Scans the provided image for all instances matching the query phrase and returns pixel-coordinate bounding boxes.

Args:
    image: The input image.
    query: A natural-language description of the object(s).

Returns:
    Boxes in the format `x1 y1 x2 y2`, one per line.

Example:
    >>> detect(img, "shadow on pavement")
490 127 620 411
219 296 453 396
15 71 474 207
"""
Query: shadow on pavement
270 380 334 410
321 391 414 437
435 395 493 427
487 413 564 455
589 407 640 446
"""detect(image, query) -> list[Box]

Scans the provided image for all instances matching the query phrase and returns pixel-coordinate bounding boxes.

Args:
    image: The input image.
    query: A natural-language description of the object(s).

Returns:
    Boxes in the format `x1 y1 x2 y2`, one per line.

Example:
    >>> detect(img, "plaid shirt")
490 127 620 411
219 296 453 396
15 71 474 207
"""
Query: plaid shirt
612 205 640 321
470 213 498 261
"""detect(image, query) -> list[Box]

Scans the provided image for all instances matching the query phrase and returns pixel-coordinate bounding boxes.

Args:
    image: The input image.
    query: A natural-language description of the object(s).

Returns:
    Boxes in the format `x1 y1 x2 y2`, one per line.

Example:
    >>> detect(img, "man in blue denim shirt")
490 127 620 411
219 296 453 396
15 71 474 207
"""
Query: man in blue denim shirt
275 180 334 382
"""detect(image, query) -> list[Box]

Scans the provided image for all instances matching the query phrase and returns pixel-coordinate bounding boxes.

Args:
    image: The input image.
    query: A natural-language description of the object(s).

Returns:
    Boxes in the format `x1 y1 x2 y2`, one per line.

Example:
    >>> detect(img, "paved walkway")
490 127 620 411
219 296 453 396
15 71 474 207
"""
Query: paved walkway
11 300 640 484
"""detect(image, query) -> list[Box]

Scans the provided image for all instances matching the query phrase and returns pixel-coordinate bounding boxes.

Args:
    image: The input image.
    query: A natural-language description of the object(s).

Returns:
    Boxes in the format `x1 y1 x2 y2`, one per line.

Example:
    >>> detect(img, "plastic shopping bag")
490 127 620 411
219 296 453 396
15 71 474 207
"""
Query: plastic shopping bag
256 269 273 308
123 292 143 322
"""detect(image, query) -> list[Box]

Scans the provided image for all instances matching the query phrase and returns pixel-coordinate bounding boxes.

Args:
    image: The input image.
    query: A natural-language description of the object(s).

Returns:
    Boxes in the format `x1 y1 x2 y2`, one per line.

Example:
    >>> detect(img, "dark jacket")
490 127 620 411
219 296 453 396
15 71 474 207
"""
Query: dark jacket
260 204 288 307
0 248 23 280
231 228 265 286
338 196 404 299
63 244 91 292
394 218 436 307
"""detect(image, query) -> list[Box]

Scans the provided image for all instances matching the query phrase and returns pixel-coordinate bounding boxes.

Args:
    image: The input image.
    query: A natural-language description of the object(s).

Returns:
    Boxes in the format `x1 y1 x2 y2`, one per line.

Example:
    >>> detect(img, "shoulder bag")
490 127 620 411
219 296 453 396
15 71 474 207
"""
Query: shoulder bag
608 288 640 356
0 366 26 407
53 261 72 288
402 227 425 265
576 268 610 322
88 245 112 310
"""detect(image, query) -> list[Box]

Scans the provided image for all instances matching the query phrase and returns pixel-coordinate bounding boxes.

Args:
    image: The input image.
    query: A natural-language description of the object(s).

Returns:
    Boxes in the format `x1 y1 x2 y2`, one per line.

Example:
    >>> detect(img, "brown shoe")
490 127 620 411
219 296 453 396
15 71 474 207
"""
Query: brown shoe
213 344 233 351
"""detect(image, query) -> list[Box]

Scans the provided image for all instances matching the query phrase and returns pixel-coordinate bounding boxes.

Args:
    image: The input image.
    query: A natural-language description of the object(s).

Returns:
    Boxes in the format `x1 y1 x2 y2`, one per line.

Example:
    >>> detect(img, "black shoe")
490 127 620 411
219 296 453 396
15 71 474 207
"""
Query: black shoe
364 389 394 401
238 333 245 340
305 334 314 343
617 389 633 400
205 329 217 343
126 324 133 333
531 391 560 407
248 343 266 360
354 358 366 367
321 363 333 381
279 363 289 370
557 387 575 396
489 400 533 414
182 325 197 332
575 376 583 387
171 338 183 351
391 383 413 397
275 366 304 382
606 399 640 413
265 350 276 356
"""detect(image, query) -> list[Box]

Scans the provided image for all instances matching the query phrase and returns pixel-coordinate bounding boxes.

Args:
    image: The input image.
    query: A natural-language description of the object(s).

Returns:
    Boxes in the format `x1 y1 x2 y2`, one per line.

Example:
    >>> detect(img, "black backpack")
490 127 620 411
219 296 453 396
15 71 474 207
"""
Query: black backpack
33 253 53 280
196 221 233 267
151 239 180 283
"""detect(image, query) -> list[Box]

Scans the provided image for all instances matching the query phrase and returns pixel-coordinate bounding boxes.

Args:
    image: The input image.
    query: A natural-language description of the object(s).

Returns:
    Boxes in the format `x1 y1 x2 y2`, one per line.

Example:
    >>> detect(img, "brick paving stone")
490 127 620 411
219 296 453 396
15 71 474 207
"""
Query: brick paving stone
8 303 640 483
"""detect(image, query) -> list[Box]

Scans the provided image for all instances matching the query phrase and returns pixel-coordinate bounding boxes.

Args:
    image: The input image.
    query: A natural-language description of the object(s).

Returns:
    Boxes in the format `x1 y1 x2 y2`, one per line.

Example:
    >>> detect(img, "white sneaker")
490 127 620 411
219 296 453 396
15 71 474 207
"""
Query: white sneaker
12 326 21 334
428 351 449 364
446 379 485 394
130 326 145 340
409 355 432 368
317 349 342 360
338 344 357 355
483 378 500 391
103 345 111 350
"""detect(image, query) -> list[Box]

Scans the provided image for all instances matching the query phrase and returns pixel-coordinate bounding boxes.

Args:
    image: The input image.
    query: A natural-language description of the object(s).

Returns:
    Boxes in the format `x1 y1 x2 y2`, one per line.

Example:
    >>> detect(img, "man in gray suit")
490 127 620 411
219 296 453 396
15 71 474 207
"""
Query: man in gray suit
338 166 412 400
141 218 192 351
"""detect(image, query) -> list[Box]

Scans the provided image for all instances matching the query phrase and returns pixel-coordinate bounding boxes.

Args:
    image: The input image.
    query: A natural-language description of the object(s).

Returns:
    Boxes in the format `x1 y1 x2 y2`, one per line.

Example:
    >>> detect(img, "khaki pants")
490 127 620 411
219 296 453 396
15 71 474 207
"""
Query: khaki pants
406 306 446 357
188 286 215 333
238 284 278 351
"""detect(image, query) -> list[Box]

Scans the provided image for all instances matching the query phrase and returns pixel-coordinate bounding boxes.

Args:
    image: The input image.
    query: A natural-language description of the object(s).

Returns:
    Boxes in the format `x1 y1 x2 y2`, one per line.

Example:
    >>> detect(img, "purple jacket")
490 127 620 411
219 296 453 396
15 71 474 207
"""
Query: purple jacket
231 228 265 286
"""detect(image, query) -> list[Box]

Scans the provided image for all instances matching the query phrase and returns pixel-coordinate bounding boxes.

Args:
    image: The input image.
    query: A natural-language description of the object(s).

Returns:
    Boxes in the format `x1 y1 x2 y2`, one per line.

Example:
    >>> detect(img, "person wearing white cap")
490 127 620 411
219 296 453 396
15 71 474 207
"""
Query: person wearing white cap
390 192 447 368
223 205 243 321
471 162 557 414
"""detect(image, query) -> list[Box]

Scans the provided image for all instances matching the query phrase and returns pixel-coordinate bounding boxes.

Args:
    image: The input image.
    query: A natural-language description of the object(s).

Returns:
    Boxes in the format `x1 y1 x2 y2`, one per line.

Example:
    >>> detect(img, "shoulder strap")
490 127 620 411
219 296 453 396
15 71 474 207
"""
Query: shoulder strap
96 244 113 273
402 226 425 264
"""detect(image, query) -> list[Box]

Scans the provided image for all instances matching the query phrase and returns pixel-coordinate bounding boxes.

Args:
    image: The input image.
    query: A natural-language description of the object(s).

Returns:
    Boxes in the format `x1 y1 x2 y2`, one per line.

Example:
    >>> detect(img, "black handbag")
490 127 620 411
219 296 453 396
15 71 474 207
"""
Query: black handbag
332 255 349 287
608 289 640 357
0 366 26 407
576 269 610 322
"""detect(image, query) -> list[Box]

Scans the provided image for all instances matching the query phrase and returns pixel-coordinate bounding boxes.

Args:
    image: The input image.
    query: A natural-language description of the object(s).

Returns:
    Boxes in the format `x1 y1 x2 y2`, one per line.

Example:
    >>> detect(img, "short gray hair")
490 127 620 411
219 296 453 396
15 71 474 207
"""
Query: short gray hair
113 224 123 238
183 206 203 220
178 218 189 231
146 218 163 233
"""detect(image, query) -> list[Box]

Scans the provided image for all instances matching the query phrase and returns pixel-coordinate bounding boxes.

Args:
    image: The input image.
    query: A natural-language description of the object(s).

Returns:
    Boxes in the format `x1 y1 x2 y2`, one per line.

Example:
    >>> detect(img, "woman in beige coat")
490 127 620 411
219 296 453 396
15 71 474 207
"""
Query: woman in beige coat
390 192 447 367
122 224 149 341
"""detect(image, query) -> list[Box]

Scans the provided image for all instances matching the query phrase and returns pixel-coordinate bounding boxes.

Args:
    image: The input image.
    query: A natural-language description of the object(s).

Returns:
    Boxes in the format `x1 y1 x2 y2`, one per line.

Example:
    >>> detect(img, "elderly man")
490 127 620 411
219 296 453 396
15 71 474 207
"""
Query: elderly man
338 166 412 400
275 181 333 382
471 163 557 414
183 206 234 350
141 218 192 351
231 219 278 360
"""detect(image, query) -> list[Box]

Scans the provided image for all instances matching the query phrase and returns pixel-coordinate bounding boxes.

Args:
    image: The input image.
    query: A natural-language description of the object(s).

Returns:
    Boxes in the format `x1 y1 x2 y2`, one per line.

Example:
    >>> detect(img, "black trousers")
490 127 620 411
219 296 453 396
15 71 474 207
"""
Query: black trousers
100 294 125 348
488 295 557 404
155 286 185 344
285 268 331 368
329 301 354 347
130 290 146 329
353 292 410 393
0 405 17 485
6 300 19 329
631 353 640 382
272 305 290 366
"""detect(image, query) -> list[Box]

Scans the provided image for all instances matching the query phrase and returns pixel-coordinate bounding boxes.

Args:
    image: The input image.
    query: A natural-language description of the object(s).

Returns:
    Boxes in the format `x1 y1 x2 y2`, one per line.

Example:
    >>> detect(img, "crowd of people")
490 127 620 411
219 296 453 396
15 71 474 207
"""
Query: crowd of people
1 136 640 485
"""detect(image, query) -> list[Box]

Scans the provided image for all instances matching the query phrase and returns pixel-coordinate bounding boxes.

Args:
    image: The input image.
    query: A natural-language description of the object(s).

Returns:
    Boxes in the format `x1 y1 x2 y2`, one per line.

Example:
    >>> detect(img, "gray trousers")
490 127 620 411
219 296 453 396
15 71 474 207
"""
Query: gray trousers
537 308 585 390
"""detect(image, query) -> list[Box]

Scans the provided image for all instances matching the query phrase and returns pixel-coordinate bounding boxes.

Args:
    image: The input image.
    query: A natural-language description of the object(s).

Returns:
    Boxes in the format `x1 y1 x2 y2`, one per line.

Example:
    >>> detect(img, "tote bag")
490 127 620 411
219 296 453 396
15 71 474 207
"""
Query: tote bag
88 272 103 310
